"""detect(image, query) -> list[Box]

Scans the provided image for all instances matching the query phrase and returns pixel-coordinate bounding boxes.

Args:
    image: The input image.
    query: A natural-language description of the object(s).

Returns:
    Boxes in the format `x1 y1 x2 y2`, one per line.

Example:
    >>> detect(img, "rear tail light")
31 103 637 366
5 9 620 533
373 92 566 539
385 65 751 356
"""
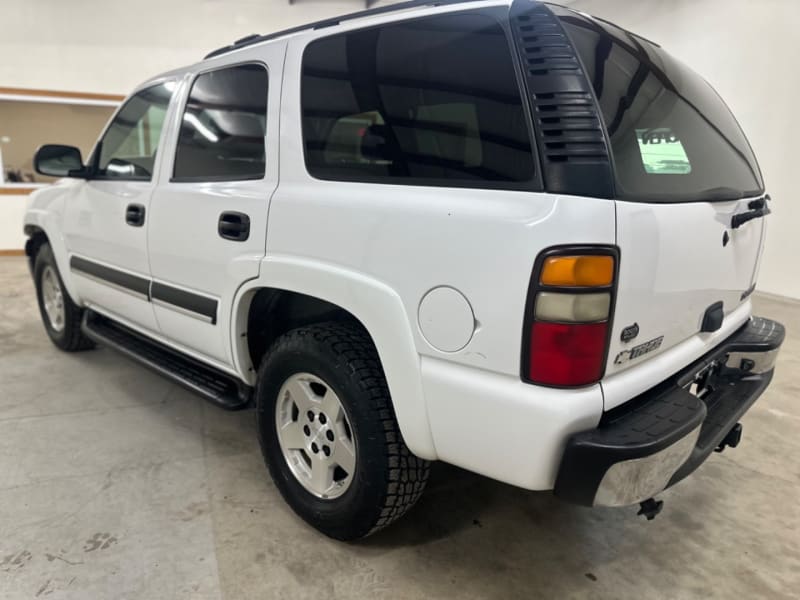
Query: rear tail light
535 292 611 323
522 248 618 387
528 321 608 385
540 255 614 287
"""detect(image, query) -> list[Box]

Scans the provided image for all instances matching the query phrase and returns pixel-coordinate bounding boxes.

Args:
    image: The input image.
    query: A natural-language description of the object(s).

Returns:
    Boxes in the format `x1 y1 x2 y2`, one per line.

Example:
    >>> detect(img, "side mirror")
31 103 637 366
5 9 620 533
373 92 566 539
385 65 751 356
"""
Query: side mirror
33 144 87 178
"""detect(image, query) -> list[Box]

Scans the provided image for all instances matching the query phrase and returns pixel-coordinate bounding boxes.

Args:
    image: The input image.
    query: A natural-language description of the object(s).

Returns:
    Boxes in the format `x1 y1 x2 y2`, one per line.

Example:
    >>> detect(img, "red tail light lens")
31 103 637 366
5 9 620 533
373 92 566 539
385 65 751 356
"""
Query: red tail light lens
528 321 608 386
522 247 617 387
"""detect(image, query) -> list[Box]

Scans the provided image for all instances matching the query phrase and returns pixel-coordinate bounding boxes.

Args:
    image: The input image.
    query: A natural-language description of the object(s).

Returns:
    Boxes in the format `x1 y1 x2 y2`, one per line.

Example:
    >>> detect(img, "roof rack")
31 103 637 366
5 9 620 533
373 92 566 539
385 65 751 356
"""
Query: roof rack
204 0 492 59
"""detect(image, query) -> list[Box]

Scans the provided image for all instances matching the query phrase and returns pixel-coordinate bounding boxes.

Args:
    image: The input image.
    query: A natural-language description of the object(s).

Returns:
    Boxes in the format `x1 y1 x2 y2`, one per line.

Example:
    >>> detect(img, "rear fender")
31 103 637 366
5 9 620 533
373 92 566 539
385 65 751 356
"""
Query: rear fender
231 255 438 460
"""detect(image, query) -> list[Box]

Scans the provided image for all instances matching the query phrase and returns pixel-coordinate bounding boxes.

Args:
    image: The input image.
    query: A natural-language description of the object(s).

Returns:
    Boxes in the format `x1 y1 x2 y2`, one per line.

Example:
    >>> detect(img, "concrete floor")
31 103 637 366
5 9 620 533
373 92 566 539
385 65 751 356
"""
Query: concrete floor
0 256 798 600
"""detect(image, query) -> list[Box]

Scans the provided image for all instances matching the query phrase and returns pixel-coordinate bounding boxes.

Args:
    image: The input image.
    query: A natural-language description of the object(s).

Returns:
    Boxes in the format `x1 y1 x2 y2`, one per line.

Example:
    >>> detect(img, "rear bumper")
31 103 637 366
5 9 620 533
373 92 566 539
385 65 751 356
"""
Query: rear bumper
554 316 784 507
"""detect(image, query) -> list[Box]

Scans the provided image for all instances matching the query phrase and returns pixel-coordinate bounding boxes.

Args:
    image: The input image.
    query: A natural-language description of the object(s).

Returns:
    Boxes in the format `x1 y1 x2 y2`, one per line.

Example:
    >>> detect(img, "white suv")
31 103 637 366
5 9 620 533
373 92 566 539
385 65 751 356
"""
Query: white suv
24 0 784 539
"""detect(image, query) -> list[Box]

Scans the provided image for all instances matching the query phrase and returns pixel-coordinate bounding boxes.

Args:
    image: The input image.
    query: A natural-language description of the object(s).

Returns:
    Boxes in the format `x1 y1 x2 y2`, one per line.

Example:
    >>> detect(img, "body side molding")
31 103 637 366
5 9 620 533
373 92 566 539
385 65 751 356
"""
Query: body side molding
69 255 219 325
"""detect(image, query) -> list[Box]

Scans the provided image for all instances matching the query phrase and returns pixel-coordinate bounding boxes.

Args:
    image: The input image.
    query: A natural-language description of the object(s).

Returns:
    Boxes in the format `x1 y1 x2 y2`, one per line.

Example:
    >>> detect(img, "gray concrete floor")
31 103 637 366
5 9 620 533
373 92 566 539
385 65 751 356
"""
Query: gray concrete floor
0 255 798 600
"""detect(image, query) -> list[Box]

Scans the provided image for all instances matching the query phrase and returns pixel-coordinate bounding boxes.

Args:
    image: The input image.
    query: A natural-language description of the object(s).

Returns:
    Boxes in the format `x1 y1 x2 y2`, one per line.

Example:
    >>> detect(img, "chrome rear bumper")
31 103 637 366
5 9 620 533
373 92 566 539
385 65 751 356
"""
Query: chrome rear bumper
554 316 784 507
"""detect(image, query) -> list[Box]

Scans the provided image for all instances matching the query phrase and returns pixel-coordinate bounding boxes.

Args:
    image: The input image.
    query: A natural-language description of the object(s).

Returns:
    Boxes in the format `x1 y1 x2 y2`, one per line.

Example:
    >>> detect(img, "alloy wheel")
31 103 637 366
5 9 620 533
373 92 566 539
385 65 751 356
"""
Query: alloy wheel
275 372 356 499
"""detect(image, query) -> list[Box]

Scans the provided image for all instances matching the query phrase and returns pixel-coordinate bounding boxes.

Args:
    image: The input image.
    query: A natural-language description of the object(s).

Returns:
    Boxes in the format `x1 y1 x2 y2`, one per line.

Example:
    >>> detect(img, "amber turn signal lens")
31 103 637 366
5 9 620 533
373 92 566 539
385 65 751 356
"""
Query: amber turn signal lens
540 255 614 287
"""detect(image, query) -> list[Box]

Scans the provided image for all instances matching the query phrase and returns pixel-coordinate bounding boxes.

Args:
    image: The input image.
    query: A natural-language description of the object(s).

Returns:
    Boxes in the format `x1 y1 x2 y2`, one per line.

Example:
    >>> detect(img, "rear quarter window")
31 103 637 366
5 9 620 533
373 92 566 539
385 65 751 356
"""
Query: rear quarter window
300 13 537 190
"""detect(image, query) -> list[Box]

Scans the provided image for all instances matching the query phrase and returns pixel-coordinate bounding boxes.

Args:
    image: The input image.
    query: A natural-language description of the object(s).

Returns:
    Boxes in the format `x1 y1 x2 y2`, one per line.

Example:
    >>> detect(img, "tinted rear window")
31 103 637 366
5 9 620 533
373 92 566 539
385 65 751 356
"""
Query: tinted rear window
556 9 763 202
300 13 536 189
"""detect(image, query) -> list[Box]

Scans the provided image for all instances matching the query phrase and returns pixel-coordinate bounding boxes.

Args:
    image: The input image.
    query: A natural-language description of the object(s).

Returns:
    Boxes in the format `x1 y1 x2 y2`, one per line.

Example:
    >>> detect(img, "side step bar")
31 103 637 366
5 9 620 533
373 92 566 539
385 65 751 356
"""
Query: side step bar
82 310 252 410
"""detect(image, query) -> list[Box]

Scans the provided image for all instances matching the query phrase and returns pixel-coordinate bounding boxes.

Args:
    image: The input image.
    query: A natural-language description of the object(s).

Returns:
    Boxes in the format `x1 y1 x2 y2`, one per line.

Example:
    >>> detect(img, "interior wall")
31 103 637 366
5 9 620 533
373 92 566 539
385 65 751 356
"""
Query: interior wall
0 197 27 251
0 0 395 95
566 0 800 298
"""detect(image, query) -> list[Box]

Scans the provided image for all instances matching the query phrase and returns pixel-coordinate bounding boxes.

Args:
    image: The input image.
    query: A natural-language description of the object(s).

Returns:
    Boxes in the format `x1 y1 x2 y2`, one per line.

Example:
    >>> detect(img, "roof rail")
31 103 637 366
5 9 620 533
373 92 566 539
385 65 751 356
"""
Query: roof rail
204 0 492 59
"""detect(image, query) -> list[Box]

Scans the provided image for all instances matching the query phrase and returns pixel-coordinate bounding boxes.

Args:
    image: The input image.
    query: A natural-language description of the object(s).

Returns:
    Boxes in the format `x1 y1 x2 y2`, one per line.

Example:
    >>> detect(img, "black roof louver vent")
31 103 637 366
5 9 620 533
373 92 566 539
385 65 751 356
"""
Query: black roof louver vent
510 1 614 198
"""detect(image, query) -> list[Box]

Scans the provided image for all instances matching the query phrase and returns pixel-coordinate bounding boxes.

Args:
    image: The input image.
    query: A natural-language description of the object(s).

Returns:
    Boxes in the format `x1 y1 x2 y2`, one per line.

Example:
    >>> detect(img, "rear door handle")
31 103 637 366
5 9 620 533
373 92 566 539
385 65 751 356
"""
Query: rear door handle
218 211 250 241
126 203 146 227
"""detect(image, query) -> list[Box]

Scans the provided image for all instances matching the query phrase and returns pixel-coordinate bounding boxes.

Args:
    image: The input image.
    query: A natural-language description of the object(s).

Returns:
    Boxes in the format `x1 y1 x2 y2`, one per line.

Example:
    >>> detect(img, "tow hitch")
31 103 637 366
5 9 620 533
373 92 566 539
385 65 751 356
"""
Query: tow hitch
714 423 743 453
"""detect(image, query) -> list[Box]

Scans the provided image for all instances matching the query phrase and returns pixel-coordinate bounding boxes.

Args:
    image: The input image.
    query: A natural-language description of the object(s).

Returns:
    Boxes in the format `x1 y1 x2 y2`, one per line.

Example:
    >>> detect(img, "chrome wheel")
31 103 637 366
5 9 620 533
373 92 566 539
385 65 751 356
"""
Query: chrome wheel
41 265 65 333
275 372 356 499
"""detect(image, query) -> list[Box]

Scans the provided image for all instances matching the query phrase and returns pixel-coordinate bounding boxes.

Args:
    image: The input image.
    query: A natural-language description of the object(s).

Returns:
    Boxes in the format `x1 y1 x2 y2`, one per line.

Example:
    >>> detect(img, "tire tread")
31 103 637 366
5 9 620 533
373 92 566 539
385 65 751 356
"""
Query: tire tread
258 321 429 538
34 243 94 352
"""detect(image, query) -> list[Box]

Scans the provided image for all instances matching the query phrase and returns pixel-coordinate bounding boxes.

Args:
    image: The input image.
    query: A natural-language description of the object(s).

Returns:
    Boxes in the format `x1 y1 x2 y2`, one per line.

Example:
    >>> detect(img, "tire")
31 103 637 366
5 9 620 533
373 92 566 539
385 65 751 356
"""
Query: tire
33 243 94 352
256 322 429 540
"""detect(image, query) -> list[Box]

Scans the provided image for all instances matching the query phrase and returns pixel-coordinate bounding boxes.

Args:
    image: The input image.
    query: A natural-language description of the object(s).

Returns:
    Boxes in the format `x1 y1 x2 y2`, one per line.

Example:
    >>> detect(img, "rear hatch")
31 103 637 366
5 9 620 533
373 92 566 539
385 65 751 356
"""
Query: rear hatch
609 197 765 379
558 10 768 406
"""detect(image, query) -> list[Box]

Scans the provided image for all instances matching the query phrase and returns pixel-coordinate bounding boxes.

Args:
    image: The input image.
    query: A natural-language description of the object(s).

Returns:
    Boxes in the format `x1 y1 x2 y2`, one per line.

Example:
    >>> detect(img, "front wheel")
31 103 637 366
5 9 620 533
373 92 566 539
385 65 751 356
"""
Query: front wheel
256 322 429 540
33 243 94 352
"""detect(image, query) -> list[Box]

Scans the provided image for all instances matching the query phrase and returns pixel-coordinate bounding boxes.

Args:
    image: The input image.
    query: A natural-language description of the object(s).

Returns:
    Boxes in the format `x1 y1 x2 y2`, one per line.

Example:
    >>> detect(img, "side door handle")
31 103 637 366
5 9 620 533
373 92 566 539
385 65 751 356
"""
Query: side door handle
218 211 250 242
126 203 146 227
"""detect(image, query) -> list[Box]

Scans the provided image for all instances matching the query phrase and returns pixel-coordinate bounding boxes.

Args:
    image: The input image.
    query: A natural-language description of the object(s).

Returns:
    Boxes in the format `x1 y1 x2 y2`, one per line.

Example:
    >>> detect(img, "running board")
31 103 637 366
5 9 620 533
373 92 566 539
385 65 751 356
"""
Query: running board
82 310 251 410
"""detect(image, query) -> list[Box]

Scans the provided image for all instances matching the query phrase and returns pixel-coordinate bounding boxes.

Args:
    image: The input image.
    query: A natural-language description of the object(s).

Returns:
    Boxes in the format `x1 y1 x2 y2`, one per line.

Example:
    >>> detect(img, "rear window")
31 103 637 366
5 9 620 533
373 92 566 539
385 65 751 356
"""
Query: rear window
556 9 764 202
300 13 536 189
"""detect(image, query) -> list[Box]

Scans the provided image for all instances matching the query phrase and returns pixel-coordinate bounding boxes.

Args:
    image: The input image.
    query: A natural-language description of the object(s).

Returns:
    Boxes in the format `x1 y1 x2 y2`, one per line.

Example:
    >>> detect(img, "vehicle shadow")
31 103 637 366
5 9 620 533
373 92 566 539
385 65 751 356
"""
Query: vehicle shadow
103 375 757 600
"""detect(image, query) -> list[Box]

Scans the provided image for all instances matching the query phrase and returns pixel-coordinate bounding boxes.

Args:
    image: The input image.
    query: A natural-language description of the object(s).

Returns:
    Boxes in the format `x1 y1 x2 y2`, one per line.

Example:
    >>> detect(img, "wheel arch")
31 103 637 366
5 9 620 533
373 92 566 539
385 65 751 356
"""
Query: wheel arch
23 212 81 304
24 185 85 302
231 256 437 460
23 224 48 273
242 287 363 373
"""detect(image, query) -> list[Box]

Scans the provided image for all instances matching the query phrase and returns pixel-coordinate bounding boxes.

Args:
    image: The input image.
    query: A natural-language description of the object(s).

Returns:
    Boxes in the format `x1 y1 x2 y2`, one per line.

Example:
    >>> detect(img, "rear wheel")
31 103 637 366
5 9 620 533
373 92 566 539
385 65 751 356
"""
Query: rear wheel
256 322 429 540
33 243 94 352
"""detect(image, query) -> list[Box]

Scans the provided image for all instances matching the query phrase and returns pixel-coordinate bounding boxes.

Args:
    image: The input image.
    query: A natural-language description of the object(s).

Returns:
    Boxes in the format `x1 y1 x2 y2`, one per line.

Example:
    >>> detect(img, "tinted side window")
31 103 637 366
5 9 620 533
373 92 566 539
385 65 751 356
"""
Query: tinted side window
96 83 173 180
301 14 535 188
173 64 268 181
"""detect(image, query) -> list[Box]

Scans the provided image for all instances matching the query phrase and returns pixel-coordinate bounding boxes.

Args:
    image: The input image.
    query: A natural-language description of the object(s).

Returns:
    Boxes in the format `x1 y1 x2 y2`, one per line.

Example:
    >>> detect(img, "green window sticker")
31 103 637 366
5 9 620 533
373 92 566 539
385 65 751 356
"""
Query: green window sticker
636 128 691 174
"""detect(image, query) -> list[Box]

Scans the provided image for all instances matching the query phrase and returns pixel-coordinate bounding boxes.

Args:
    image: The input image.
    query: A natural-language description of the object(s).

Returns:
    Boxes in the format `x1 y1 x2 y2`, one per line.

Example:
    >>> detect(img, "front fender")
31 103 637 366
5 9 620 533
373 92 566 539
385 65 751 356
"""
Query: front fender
23 185 79 302
231 254 438 461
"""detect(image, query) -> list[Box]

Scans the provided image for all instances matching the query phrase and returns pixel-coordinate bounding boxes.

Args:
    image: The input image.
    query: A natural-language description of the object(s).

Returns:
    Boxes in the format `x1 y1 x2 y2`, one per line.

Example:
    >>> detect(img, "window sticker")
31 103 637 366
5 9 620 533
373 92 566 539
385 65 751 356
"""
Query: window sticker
636 128 691 174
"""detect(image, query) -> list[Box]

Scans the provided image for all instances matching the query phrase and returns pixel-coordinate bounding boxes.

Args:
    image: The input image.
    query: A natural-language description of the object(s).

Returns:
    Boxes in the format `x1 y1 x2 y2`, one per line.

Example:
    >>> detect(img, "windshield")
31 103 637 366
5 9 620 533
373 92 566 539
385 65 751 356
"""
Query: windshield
553 7 764 202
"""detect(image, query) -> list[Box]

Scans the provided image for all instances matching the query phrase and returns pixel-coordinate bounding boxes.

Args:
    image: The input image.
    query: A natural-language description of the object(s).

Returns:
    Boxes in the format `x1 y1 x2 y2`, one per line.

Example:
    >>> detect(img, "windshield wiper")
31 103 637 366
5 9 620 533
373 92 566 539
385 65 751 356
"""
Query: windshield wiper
731 195 771 229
